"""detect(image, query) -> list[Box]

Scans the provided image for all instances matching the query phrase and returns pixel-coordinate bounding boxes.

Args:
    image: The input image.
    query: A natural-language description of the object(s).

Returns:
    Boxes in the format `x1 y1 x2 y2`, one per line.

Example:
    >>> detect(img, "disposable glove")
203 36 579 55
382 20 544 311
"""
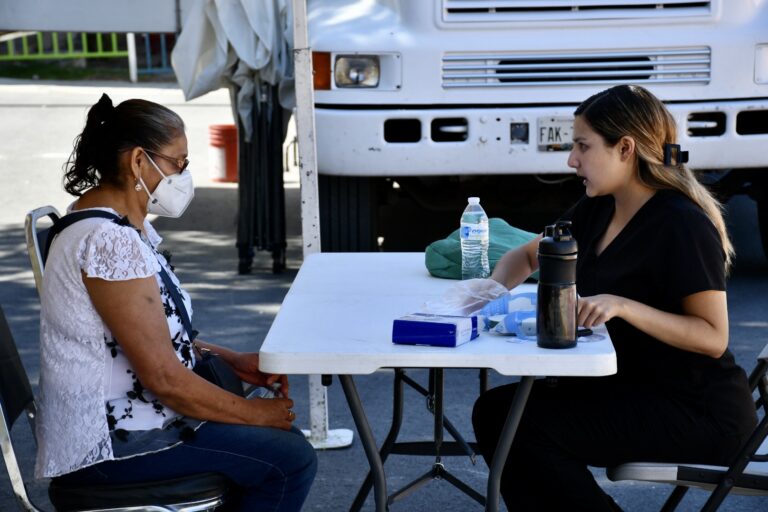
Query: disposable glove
479 292 537 318
420 278 509 317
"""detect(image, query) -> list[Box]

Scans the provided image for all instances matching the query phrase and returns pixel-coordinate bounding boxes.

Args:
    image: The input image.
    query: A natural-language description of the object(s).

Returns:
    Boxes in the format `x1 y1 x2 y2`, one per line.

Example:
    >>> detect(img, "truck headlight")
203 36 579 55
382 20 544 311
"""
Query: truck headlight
335 56 380 88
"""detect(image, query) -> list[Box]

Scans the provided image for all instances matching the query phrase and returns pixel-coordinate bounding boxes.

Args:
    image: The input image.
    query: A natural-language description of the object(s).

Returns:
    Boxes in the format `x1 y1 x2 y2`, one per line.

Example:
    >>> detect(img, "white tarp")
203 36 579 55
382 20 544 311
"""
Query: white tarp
172 0 294 140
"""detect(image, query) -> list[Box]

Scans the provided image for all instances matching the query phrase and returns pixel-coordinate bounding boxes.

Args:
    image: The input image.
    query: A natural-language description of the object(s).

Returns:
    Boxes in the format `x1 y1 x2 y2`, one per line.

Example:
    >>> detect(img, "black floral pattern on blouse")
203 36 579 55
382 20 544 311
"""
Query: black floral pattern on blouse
161 249 175 271
161 285 179 318
125 368 150 403
106 399 134 432
170 331 194 369
104 335 119 358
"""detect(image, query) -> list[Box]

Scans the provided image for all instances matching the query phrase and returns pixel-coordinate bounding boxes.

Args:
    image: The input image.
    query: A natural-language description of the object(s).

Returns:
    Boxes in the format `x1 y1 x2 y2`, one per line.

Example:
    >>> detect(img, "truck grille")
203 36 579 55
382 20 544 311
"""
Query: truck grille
442 48 711 88
442 1 712 22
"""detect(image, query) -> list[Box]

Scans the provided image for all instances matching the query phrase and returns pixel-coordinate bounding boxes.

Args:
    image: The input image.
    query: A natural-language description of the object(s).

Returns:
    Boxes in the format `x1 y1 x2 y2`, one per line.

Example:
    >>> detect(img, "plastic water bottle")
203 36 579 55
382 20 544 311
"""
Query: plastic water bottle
460 197 490 279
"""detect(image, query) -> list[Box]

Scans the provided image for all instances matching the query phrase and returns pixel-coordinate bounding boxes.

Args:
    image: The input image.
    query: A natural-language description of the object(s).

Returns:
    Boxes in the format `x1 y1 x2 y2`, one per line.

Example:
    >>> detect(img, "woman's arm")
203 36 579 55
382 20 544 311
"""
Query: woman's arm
578 290 728 358
84 274 295 430
490 235 542 290
194 340 290 398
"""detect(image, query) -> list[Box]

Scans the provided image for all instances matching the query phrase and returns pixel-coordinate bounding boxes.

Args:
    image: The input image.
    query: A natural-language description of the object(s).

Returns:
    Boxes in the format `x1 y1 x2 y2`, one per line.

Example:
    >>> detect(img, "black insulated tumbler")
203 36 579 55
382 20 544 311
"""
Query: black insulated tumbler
537 221 578 349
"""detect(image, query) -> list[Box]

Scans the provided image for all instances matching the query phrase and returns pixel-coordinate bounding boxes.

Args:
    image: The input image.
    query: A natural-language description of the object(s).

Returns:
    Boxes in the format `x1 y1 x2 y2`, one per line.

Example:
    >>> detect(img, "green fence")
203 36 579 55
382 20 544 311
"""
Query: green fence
0 32 128 61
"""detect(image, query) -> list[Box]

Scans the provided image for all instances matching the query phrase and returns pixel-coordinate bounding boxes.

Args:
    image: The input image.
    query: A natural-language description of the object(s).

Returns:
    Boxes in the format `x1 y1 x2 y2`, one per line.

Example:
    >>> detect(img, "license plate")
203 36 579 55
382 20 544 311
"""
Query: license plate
537 117 574 151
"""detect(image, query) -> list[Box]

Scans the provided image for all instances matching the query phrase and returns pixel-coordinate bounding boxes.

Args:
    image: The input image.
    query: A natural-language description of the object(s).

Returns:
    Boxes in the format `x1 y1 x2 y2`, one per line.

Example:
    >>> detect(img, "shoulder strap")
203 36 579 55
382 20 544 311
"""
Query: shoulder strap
157 267 198 342
42 210 122 265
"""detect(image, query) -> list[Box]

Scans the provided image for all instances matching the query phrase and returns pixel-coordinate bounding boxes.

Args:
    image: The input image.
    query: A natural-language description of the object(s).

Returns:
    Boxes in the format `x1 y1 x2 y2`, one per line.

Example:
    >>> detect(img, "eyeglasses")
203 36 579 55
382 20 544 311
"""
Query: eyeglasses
145 149 190 174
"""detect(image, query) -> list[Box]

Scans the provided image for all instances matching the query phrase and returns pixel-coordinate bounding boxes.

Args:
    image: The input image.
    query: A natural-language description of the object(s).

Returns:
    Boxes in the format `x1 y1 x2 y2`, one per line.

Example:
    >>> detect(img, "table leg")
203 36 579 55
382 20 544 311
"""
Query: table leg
485 376 535 512
350 369 406 512
479 369 488 394
388 368 486 507
340 375 388 512
432 369 444 455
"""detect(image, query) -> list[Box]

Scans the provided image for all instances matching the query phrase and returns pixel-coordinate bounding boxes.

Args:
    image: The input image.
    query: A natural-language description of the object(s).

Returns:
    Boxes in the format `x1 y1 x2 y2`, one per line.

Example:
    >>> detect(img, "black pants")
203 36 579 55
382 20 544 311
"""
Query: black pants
472 378 746 512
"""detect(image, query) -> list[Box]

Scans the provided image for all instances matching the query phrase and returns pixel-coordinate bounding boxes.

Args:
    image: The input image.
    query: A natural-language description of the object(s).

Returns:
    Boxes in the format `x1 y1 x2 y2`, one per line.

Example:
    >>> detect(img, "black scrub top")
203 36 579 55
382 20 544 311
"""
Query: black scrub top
565 189 754 436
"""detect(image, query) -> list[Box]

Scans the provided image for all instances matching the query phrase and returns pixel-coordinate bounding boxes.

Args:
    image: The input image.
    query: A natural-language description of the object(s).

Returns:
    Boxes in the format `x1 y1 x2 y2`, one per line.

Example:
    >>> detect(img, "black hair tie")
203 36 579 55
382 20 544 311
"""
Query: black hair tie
663 143 689 166
96 93 116 126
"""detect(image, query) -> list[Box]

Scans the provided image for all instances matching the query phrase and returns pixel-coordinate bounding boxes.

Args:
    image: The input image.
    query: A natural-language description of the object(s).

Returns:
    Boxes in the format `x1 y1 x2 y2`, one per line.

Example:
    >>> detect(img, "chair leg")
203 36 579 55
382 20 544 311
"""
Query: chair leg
659 485 688 512
700 481 734 512
700 414 768 512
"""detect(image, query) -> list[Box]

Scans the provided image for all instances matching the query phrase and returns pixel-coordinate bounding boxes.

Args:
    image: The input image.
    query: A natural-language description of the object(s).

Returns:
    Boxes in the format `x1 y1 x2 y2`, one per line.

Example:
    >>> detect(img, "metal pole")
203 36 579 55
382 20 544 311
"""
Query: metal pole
126 32 137 83
291 0 353 449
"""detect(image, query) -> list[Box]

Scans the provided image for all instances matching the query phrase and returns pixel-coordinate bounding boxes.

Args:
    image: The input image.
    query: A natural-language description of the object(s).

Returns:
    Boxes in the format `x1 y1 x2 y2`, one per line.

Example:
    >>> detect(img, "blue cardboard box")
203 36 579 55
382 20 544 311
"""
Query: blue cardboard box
392 314 478 347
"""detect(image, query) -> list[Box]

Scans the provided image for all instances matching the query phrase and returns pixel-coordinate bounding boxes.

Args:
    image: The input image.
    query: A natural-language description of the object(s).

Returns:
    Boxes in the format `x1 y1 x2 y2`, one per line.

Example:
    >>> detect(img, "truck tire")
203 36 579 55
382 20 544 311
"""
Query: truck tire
759 197 768 261
319 175 379 252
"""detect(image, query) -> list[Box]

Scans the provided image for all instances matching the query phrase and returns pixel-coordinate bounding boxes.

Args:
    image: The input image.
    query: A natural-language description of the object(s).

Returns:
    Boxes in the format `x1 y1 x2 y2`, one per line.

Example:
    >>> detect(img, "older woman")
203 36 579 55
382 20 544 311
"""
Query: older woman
35 94 316 512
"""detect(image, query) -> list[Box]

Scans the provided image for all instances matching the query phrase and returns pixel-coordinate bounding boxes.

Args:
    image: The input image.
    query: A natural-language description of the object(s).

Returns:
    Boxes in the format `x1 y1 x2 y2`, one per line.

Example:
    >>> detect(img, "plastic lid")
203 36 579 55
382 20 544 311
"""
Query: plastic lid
539 221 578 256
468 197 480 204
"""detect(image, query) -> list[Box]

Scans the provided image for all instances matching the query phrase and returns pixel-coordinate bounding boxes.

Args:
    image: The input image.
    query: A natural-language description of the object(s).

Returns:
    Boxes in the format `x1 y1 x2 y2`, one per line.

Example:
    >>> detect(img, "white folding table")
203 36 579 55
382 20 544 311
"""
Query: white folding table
260 252 616 511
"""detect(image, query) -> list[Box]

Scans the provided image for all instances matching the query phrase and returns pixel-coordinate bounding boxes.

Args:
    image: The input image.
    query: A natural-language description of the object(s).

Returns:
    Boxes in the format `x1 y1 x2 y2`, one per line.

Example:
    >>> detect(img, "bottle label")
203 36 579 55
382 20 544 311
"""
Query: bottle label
460 222 489 240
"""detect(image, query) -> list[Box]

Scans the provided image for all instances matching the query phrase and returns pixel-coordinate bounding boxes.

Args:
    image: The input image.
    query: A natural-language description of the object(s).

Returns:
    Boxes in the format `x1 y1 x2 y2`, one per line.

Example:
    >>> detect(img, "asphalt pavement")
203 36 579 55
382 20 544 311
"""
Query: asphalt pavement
0 79 766 511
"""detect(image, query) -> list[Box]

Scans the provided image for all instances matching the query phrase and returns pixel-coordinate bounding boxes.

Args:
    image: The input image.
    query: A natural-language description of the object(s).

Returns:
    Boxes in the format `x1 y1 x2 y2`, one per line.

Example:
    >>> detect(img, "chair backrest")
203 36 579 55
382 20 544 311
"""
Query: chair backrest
24 205 61 297
0 305 42 511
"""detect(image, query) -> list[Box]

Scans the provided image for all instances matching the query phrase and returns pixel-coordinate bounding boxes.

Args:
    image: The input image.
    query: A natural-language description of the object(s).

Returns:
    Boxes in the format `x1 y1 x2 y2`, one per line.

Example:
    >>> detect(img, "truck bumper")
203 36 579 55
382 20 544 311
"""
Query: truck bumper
316 99 768 176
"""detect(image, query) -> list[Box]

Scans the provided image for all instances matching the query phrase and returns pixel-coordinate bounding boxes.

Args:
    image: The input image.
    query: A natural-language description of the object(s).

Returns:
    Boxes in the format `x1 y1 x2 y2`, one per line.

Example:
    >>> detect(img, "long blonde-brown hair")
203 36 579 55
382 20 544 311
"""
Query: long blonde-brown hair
575 84 734 272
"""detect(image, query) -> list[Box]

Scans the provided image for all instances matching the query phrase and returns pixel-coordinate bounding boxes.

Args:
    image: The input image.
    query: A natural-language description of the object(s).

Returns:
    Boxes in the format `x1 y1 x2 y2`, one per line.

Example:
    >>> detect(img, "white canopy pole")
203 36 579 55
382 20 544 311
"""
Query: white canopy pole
126 33 138 83
292 0 353 449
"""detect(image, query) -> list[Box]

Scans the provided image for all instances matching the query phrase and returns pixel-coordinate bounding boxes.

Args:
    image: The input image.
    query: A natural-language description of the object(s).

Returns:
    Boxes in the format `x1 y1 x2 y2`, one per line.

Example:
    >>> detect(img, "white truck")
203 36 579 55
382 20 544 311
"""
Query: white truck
308 0 768 257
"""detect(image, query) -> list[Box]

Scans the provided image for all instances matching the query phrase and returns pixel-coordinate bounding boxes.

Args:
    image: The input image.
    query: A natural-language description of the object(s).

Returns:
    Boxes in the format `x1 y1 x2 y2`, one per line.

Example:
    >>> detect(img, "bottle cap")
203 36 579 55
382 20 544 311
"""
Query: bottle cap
468 197 480 204
538 221 578 256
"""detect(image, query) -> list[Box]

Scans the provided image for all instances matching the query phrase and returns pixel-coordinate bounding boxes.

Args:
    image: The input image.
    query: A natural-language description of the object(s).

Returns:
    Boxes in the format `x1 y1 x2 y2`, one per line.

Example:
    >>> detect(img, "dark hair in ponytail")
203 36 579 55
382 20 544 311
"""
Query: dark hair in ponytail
64 93 185 196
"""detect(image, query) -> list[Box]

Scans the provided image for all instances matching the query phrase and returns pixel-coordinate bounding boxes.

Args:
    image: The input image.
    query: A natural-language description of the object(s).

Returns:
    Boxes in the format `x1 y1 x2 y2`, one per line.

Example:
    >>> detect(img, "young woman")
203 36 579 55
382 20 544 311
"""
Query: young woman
36 94 316 511
472 85 756 511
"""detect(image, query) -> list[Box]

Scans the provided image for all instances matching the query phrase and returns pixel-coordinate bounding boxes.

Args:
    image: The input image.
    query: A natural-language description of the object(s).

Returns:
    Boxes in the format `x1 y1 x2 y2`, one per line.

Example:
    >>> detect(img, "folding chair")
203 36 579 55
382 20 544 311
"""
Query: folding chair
24 205 61 297
0 304 230 511
607 343 768 511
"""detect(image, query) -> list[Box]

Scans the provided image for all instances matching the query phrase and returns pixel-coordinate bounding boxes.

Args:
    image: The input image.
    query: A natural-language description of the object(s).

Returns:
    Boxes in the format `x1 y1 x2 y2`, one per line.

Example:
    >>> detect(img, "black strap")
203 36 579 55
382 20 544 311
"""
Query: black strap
42 210 124 265
44 210 198 342
158 267 198 342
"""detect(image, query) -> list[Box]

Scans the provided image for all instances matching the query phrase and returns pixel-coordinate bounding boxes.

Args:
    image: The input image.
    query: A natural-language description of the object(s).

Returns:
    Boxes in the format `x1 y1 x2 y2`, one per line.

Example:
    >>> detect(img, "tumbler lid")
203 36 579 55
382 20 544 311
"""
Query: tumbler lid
538 221 578 256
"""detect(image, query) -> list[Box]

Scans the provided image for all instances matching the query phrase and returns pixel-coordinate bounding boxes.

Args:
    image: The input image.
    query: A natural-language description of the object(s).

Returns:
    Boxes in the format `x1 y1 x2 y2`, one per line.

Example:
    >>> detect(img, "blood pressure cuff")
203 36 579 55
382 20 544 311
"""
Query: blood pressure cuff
425 218 538 280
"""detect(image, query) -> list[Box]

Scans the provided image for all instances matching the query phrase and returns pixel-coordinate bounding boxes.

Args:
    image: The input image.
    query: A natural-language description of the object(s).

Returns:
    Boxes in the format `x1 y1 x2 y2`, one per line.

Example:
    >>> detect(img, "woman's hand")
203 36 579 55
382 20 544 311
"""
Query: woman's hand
248 396 296 431
577 294 625 328
230 352 290 398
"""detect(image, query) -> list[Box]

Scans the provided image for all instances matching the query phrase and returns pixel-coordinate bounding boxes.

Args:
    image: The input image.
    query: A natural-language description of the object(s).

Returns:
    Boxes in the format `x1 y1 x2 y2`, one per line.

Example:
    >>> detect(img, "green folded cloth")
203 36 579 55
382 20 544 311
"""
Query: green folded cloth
425 218 539 280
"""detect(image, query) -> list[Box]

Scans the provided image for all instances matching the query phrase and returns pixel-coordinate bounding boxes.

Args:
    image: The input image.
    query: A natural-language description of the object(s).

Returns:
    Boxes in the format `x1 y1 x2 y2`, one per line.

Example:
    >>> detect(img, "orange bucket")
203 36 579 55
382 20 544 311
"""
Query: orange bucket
208 124 238 183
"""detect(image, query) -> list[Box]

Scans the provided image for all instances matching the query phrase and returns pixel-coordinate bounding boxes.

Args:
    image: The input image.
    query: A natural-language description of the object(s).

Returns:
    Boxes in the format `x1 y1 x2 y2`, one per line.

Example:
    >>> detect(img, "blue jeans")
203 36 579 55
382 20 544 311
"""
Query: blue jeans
57 423 317 512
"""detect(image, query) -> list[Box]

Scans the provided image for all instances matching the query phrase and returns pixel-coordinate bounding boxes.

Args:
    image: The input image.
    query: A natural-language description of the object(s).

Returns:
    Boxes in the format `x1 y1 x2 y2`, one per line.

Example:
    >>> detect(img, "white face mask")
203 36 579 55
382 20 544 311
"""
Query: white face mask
139 151 194 218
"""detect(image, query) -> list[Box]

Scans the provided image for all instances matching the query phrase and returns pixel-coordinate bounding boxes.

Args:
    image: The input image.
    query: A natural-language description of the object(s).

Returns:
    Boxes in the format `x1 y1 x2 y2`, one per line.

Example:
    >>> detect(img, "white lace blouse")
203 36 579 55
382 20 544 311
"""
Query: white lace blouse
35 208 198 478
